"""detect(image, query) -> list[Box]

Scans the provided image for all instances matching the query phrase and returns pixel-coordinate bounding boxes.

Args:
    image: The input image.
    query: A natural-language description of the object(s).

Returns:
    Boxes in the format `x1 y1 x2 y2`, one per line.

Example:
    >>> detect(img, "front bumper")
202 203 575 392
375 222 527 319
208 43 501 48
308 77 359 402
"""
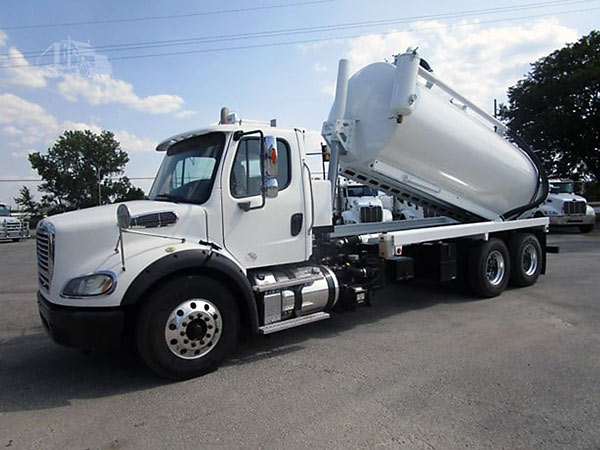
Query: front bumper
0 227 29 239
549 214 596 226
37 291 124 351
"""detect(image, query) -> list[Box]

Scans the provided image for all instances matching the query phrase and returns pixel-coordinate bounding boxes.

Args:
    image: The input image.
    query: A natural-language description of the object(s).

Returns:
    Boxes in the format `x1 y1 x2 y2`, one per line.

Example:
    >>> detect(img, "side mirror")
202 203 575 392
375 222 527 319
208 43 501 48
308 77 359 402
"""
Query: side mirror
265 177 278 198
116 204 132 229
263 135 278 178
263 135 278 198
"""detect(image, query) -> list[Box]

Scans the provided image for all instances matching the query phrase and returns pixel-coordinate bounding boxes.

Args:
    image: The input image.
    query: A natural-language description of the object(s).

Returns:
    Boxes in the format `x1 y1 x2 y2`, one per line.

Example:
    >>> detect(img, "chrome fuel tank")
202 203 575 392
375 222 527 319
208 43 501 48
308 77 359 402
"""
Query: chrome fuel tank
249 265 339 325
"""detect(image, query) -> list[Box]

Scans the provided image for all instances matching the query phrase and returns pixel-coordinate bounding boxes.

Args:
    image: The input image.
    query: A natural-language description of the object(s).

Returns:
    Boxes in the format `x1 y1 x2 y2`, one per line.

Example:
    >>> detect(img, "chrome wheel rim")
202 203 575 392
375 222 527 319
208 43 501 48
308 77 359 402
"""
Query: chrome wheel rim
522 243 538 277
486 250 506 286
164 299 223 360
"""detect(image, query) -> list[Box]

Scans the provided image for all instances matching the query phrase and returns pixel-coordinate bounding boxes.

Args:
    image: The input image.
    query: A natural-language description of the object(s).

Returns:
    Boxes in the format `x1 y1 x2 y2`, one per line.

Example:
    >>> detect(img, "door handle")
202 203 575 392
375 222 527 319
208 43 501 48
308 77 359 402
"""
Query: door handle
291 213 303 236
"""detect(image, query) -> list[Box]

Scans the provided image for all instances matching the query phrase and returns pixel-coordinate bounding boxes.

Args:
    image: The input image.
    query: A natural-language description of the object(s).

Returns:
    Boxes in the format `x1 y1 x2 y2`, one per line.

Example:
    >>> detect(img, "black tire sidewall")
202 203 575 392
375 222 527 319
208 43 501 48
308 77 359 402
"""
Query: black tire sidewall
468 238 511 298
509 233 542 287
136 275 239 380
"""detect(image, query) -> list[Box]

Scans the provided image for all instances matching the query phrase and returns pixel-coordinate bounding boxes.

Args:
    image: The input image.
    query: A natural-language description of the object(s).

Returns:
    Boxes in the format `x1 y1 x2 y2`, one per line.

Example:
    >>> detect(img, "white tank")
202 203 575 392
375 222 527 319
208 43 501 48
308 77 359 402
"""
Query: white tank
329 53 543 221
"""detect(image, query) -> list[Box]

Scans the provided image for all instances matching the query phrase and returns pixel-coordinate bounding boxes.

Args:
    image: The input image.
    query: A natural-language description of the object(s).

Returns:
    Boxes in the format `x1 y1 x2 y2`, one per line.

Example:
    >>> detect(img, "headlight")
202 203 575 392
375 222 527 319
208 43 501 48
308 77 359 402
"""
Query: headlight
62 272 116 297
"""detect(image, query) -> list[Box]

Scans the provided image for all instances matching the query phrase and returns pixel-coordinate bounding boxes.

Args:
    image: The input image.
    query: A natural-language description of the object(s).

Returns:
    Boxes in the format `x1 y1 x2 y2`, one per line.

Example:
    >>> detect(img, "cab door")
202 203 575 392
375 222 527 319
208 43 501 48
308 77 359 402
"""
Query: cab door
220 134 307 268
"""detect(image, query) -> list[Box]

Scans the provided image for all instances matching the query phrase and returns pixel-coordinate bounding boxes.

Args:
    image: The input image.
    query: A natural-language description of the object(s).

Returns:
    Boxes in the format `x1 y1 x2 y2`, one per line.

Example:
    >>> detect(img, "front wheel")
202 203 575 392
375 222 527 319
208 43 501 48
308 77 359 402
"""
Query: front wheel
467 238 511 298
136 275 239 380
580 224 594 233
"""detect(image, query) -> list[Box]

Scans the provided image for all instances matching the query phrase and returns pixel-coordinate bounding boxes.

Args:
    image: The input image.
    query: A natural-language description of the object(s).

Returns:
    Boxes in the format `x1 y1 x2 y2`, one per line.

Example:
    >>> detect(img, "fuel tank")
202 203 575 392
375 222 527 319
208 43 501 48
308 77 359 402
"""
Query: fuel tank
330 52 543 221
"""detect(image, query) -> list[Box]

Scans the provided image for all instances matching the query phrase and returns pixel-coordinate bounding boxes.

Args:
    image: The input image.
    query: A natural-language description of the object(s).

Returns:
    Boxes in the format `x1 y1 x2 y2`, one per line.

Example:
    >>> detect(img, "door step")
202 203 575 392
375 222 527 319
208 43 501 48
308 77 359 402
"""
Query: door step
258 312 330 335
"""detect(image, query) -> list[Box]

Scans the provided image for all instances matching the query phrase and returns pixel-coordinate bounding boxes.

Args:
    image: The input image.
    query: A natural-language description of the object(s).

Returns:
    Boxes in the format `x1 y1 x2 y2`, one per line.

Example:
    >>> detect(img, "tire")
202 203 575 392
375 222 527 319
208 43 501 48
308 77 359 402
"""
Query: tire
580 224 594 233
467 238 511 298
508 233 542 287
136 275 239 380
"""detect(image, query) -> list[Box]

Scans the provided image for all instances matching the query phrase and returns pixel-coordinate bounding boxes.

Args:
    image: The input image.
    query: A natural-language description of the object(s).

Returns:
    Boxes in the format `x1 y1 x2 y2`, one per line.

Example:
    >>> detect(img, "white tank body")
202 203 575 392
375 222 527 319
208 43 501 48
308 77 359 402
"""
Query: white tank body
337 61 540 221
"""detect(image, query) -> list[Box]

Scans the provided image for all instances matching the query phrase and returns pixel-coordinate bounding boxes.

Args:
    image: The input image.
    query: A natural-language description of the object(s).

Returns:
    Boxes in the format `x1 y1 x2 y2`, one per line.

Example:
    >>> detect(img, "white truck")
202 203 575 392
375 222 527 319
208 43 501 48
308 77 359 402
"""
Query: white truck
532 179 595 233
0 203 29 242
338 181 393 224
36 49 553 379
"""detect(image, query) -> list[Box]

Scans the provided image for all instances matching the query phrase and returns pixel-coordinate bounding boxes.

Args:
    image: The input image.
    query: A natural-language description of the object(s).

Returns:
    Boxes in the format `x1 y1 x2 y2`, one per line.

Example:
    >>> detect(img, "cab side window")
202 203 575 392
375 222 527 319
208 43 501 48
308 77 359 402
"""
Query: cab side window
230 137 291 198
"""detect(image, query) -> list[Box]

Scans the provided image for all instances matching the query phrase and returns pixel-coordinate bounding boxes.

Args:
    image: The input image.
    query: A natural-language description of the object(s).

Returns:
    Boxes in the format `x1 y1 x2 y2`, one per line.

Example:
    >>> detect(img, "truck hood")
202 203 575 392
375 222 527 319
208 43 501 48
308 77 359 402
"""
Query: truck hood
546 193 587 203
39 201 209 298
350 197 384 208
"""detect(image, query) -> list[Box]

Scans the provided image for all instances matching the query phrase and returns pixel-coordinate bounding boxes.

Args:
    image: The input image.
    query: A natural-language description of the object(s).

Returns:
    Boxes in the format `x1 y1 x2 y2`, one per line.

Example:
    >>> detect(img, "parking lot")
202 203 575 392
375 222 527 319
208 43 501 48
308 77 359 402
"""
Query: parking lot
1 228 599 449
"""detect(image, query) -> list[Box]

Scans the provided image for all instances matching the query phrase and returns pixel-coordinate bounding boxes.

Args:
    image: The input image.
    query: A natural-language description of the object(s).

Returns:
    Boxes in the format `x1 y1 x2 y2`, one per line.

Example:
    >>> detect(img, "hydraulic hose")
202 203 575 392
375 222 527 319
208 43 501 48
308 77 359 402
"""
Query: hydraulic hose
500 131 549 220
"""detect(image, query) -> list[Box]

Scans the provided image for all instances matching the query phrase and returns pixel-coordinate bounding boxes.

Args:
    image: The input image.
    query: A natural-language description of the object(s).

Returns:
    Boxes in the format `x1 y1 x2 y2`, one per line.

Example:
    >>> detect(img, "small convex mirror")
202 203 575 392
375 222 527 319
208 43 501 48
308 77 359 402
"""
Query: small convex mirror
116 204 132 229
265 177 278 199
263 135 278 178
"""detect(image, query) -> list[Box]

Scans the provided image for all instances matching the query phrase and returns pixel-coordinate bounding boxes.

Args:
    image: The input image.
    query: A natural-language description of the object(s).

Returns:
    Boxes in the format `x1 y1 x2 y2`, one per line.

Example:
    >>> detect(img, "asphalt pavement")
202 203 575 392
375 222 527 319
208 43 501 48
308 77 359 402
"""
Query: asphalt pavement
1 226 599 449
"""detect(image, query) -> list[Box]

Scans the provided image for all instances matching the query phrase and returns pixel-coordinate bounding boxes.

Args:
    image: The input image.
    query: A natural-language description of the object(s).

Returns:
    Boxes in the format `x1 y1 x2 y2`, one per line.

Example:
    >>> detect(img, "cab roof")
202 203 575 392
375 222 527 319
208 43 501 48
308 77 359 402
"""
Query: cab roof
156 122 301 152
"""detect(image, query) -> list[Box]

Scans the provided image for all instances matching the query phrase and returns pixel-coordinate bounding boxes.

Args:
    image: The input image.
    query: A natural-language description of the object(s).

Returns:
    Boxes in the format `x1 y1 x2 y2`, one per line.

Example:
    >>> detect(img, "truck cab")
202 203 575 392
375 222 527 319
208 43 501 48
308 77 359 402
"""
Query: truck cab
533 179 595 232
339 182 393 224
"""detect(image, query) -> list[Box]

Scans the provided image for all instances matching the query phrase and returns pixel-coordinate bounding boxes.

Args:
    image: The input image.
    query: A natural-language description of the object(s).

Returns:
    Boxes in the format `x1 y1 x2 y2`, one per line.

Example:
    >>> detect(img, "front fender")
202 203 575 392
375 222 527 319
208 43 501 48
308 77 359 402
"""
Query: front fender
122 249 259 333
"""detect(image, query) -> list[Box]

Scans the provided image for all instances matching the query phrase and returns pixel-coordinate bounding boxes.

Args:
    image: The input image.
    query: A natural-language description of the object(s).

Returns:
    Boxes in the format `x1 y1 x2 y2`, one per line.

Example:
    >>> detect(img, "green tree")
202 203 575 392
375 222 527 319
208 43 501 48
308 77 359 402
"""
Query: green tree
499 30 600 181
28 130 144 212
14 186 43 228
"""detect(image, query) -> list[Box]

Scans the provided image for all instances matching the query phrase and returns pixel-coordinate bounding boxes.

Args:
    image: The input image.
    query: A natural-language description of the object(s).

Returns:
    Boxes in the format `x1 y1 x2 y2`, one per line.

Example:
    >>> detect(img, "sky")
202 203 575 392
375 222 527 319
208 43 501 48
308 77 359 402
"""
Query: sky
0 0 598 206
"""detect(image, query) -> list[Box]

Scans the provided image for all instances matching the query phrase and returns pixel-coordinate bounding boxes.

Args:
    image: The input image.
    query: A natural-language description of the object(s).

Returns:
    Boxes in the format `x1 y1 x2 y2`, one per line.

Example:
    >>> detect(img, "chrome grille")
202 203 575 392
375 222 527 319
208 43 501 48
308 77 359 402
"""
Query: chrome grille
6 222 21 232
360 206 383 223
36 224 54 291
563 201 586 215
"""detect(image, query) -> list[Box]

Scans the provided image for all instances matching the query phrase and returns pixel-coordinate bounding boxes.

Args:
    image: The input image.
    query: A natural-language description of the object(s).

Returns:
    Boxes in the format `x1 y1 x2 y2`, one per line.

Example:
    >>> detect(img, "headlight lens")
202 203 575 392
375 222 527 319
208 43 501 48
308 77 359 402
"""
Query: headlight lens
62 272 116 297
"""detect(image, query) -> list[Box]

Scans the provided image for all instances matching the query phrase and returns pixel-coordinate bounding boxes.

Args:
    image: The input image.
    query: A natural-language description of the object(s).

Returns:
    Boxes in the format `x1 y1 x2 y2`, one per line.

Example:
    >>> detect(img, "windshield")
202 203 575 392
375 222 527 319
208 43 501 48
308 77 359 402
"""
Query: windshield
347 186 378 197
0 206 9 217
148 132 225 205
549 182 574 194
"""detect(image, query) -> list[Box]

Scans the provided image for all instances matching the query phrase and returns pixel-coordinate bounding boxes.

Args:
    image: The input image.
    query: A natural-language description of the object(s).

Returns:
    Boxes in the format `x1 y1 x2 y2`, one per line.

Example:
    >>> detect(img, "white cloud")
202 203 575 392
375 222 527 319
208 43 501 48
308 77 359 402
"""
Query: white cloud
0 93 59 145
57 73 184 114
2 125 22 136
0 47 47 88
61 120 102 134
174 109 197 119
337 18 578 110
0 94 157 156
0 29 7 47
60 121 156 152
314 63 327 72
113 130 157 153
10 148 35 159
320 83 335 96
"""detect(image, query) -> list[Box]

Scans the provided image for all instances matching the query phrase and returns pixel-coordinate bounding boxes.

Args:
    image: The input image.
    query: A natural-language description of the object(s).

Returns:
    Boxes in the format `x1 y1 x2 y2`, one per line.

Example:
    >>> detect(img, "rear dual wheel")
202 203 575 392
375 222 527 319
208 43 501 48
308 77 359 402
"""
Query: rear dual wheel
468 234 542 297
468 238 510 298
508 233 542 287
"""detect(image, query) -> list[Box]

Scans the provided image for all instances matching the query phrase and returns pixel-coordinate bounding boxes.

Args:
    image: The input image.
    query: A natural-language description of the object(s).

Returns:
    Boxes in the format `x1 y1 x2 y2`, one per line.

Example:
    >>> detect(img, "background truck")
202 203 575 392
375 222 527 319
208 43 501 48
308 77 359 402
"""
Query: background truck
531 179 595 233
36 49 552 380
0 203 29 242
337 180 393 224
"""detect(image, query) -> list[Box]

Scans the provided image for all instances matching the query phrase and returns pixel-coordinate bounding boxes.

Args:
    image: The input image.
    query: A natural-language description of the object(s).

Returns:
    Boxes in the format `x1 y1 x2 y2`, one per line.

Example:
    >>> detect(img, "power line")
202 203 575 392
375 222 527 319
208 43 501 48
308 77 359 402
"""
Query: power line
3 0 593 61
2 5 596 69
0 0 334 30
0 177 156 182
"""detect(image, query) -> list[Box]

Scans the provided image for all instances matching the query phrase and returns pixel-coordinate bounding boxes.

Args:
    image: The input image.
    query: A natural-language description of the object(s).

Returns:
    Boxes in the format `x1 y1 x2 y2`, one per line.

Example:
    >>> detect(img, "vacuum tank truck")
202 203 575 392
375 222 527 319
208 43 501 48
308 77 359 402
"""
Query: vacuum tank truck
36 49 552 379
